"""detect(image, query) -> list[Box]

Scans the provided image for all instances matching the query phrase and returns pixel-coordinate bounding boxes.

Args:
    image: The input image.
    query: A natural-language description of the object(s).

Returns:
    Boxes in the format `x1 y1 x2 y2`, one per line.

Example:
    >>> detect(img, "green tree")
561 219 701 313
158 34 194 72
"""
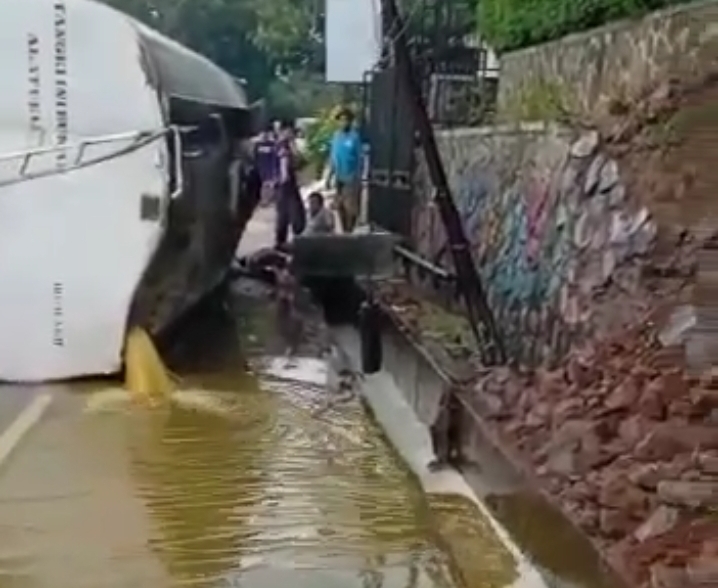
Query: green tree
246 0 325 74
105 0 336 118
266 71 343 122
477 0 692 52
103 0 279 108
108 0 495 119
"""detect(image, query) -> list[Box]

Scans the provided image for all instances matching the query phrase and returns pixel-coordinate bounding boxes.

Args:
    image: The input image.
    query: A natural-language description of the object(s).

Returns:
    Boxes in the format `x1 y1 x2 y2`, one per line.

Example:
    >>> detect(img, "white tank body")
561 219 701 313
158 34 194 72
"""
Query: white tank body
0 0 249 382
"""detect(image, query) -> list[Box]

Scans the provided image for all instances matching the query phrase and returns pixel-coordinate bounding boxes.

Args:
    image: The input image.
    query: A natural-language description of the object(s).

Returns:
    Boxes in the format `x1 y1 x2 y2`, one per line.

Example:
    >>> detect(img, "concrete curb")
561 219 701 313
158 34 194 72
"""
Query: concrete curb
372 300 634 588
331 326 548 588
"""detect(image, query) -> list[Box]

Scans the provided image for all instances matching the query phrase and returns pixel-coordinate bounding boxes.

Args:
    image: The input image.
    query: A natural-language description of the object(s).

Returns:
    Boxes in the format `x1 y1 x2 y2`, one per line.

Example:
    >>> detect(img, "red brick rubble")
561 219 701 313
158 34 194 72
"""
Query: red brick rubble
473 317 718 588
379 76 718 588
376 278 717 588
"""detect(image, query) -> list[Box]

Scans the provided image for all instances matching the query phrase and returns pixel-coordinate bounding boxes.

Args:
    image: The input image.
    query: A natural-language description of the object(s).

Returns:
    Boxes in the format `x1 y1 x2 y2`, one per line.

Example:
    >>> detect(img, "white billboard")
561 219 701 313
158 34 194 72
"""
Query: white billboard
325 0 382 83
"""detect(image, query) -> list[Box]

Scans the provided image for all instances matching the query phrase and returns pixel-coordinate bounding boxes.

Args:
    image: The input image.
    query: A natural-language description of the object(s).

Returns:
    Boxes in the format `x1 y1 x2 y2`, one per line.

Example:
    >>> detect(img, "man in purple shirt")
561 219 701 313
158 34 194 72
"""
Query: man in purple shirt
254 127 279 206
274 122 306 249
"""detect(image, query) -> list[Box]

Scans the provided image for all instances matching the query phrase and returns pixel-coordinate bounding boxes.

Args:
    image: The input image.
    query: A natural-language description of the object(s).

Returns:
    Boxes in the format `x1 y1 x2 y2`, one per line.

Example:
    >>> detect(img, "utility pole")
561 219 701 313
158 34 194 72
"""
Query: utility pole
379 0 505 365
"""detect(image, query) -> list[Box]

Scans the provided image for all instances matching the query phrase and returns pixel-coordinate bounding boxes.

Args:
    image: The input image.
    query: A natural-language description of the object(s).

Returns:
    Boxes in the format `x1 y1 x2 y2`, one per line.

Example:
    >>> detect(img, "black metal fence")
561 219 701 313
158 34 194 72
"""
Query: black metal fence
361 0 499 240
363 67 416 240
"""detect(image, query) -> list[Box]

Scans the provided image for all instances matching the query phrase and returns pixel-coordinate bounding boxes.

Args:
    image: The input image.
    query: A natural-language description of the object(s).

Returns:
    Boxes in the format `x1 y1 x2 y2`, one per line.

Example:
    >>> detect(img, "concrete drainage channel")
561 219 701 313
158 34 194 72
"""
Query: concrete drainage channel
314 282 629 588
0 267 629 588
329 325 543 588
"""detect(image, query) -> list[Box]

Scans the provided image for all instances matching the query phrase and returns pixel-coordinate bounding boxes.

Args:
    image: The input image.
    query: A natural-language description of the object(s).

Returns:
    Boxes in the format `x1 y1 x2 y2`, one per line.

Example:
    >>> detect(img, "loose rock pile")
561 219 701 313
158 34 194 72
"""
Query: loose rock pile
475 318 718 588
384 76 718 588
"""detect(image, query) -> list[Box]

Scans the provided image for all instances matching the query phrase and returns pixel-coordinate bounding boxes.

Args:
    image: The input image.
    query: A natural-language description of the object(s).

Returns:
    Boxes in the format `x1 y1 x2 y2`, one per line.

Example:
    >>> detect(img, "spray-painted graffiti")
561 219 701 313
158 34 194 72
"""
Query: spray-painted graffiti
454 161 490 251
412 128 656 366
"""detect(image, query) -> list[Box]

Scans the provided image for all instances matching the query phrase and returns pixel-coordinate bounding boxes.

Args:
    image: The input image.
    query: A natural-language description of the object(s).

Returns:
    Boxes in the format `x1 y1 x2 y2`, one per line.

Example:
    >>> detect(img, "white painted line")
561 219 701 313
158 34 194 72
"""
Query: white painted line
0 394 53 468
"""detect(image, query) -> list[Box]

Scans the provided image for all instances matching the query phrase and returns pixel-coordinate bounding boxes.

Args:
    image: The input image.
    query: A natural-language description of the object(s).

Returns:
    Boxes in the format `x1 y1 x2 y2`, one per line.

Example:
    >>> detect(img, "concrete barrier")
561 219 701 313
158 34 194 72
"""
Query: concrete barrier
331 325 548 588
331 314 631 588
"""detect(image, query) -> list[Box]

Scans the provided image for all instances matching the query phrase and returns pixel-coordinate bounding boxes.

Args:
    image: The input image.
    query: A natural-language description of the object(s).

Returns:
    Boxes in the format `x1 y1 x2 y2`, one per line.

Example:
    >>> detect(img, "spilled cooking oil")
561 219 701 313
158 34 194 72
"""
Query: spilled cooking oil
0 288 522 588
83 327 227 416
427 495 515 588
0 341 463 586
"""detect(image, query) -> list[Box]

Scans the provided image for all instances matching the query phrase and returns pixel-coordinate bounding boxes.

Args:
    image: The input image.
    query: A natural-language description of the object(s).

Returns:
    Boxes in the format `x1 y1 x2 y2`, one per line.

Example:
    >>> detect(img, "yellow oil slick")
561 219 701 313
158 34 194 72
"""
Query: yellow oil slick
123 327 176 406
84 327 232 417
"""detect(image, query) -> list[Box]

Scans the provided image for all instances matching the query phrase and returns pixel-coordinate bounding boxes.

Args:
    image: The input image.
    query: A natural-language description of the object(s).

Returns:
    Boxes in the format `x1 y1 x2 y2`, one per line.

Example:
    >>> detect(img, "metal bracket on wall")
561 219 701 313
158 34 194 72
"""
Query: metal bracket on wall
370 169 390 187
391 171 412 189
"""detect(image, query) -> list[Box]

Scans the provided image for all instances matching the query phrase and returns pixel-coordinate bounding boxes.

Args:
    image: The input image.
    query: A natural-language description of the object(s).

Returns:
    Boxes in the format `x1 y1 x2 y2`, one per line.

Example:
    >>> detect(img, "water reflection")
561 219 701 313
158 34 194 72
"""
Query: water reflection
485 492 620 588
427 495 516 588
0 291 466 588
122 369 460 588
127 389 273 586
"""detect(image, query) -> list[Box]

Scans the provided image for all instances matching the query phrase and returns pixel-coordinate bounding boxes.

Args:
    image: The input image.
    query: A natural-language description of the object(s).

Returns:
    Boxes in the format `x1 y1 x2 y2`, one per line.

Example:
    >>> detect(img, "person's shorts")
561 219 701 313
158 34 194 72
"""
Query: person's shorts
335 178 361 214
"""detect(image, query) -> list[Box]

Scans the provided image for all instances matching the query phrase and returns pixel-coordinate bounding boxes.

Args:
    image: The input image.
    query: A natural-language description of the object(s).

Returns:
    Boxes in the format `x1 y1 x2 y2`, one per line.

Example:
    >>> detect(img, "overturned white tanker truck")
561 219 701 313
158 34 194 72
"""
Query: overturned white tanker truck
0 0 261 382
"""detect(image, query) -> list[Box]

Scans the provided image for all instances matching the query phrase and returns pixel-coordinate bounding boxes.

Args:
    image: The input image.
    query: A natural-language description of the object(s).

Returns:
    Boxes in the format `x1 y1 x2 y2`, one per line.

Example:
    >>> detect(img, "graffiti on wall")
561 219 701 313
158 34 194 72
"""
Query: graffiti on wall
413 129 656 365
455 161 490 250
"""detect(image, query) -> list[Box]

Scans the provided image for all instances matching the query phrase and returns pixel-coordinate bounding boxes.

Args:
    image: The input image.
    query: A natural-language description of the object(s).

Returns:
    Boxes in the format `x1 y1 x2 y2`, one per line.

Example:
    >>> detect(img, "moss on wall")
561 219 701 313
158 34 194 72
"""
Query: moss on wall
501 79 577 122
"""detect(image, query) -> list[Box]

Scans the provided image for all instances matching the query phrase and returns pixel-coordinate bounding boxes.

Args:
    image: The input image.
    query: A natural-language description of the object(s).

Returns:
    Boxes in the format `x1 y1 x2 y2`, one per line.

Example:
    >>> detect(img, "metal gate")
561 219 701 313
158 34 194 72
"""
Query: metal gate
364 66 415 240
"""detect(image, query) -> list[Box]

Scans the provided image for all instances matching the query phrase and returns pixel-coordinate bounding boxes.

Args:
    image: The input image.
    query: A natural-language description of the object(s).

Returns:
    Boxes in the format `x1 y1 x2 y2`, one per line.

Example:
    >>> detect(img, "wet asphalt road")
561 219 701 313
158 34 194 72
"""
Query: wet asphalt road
0 386 39 434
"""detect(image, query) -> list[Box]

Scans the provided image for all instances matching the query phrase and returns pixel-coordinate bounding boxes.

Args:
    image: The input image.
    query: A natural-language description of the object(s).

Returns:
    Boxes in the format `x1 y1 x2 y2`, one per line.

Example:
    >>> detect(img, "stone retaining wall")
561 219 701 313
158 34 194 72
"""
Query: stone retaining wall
345 314 628 588
497 0 718 121
412 124 656 366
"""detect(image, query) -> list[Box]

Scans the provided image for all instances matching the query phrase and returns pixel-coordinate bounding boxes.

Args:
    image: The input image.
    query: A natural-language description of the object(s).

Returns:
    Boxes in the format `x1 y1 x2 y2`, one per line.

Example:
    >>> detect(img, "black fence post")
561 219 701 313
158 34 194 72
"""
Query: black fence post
378 0 506 366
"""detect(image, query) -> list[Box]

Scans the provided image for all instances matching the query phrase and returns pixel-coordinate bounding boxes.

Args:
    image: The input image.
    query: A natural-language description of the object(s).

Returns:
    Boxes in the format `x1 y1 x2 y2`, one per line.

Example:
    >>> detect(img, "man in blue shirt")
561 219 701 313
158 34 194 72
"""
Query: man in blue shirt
326 108 363 233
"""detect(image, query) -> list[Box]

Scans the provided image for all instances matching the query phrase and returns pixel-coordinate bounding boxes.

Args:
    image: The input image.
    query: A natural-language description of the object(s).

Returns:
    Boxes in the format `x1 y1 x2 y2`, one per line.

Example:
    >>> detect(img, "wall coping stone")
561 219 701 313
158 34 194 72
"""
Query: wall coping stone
435 121 573 139
500 0 718 61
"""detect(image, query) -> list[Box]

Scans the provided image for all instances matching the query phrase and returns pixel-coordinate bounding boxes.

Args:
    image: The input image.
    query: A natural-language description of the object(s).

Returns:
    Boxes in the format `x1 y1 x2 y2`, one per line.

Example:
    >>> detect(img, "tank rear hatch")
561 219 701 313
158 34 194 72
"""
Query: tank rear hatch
134 22 258 137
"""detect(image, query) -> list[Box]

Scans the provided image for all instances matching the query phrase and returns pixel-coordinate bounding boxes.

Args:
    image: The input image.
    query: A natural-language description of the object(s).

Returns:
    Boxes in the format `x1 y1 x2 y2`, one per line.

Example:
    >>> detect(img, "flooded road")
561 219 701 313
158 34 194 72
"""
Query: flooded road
0 377 458 588
0 288 464 588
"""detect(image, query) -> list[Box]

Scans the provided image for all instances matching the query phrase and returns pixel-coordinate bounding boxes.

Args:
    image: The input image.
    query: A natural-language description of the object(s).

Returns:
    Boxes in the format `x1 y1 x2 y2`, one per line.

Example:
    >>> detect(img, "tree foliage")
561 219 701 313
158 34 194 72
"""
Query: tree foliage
103 0 327 118
266 72 343 122
105 0 696 116
247 0 325 73
477 0 695 53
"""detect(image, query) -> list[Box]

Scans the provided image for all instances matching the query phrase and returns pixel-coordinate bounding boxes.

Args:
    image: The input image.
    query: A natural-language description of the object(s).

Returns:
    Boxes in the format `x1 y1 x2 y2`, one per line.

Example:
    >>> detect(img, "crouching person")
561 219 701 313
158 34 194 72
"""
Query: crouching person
305 191 335 235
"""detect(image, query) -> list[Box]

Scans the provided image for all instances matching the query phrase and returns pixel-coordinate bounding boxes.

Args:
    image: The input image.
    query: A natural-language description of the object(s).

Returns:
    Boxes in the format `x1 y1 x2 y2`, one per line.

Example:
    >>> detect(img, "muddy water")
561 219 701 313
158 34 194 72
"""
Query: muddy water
0 293 463 588
0 376 458 588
